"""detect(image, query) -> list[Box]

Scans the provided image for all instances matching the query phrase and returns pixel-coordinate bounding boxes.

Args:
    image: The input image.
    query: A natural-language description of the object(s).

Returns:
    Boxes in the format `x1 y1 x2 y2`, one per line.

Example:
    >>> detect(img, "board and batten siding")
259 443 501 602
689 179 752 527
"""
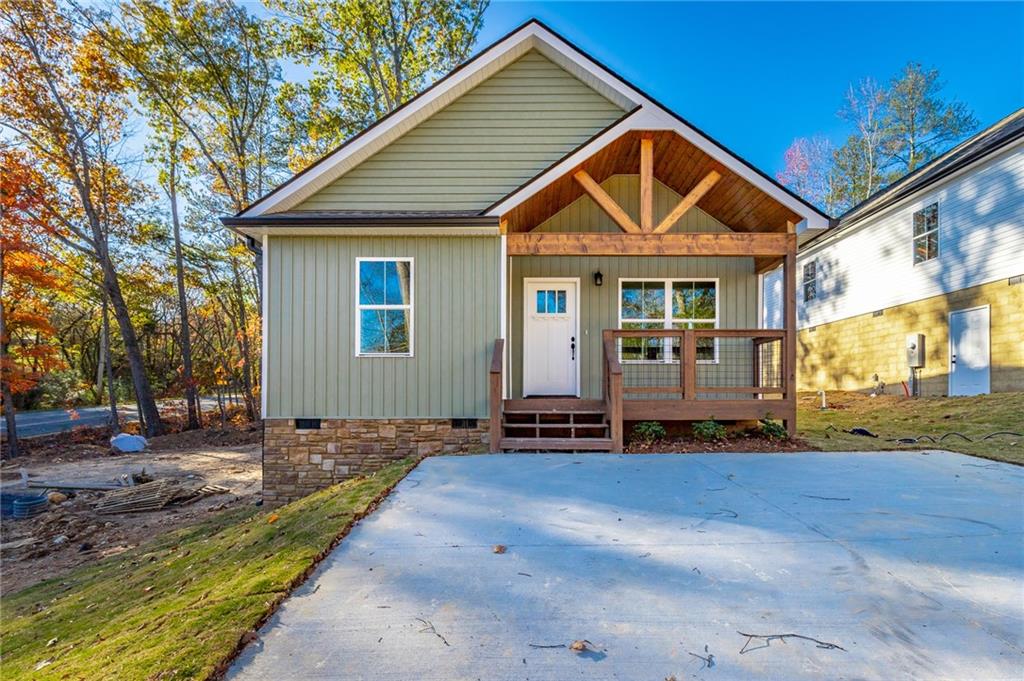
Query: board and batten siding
293 50 626 212
764 140 1024 329
265 236 500 419
510 256 759 400
511 175 758 399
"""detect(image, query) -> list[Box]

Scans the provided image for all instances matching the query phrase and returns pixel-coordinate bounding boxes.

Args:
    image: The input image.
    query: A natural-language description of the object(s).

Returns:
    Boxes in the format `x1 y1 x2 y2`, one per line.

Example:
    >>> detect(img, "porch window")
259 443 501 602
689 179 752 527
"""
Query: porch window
356 258 413 356
913 203 939 264
618 279 718 363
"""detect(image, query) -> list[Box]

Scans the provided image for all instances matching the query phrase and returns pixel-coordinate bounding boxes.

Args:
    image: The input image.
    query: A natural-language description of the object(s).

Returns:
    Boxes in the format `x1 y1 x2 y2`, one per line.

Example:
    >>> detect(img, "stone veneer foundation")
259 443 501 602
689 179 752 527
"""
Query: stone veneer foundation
262 418 489 505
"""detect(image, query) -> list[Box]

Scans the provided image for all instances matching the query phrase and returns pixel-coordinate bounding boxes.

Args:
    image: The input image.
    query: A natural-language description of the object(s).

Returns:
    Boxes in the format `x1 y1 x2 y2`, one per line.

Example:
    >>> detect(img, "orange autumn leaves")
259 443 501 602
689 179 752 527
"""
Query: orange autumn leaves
1 149 66 396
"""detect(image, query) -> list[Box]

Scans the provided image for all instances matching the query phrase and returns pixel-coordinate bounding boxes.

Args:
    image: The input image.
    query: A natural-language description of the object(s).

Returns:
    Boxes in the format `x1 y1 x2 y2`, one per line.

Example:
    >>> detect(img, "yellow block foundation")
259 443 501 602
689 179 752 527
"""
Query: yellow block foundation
797 278 1024 396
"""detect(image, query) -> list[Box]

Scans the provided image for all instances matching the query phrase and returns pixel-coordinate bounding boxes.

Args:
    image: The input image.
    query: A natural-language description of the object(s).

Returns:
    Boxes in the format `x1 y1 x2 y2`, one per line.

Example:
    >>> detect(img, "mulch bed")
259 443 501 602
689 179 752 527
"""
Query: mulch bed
625 432 813 454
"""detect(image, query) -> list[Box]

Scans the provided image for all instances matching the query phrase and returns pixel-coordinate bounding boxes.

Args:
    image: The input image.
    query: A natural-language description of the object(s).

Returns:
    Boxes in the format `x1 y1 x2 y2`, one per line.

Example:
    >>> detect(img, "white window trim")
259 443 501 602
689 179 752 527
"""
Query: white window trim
616 278 720 364
803 260 817 302
355 257 414 358
912 202 940 266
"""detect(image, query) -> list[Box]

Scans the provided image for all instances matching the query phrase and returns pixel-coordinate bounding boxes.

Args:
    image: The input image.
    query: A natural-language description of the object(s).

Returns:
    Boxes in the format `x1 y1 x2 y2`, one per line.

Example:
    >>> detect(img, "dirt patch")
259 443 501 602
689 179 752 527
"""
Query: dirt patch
0 440 262 595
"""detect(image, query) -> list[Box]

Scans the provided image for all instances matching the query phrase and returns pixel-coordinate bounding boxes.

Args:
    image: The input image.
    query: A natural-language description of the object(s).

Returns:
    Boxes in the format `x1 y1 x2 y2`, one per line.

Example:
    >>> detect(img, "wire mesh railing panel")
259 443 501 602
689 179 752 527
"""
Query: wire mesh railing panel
606 330 785 402
615 335 683 400
757 338 784 390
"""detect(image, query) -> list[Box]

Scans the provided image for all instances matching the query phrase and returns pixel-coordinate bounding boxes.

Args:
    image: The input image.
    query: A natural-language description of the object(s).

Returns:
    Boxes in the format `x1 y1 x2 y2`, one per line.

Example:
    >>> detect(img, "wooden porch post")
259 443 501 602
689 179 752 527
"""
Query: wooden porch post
489 339 505 451
783 247 797 436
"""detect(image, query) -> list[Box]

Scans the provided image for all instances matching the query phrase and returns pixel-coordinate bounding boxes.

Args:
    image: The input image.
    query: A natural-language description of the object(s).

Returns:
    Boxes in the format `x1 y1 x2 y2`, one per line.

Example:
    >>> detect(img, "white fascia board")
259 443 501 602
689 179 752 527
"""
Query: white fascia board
487 104 829 229
240 24 640 218
232 225 502 238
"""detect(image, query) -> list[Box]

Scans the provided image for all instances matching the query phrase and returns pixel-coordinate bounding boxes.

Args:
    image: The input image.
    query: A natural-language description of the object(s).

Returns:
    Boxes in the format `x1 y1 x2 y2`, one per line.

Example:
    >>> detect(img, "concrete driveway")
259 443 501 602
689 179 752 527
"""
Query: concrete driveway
228 452 1023 680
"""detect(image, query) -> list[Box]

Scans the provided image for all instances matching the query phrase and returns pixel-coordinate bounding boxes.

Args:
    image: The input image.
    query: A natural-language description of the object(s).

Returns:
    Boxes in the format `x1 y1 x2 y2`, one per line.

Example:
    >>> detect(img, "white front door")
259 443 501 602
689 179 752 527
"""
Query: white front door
949 306 990 396
523 279 579 396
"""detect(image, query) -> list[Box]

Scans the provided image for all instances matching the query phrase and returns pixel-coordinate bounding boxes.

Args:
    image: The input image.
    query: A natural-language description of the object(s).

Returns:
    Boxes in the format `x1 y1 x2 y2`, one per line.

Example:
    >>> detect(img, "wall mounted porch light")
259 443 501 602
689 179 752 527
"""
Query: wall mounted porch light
593 270 604 287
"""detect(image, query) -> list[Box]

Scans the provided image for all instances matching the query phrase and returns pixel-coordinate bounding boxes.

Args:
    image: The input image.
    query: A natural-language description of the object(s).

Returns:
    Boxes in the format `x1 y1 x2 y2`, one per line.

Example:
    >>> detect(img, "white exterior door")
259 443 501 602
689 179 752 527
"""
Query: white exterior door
523 279 579 396
949 306 990 396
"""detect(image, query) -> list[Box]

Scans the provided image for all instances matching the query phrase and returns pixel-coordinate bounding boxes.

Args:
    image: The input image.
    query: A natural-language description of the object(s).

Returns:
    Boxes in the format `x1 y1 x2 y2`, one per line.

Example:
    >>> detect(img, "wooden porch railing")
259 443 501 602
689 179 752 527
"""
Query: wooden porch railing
602 338 624 451
489 338 504 451
601 328 793 429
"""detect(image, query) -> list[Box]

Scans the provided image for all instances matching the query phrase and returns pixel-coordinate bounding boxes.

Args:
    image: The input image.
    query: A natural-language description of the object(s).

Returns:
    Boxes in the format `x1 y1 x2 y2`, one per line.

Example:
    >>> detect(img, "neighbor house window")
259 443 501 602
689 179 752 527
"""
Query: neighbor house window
618 279 718 363
913 203 939 264
356 258 412 356
803 261 817 301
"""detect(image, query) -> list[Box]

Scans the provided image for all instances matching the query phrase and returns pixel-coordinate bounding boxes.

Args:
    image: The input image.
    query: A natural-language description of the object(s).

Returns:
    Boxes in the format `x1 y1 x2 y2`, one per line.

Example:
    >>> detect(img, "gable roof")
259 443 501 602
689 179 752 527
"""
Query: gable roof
230 19 831 231
801 107 1024 250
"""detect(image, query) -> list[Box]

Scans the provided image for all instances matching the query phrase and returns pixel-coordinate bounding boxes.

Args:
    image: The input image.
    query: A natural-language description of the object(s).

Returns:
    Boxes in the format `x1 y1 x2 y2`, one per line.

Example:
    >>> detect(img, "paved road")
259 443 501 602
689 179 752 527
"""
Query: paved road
2 399 224 438
228 451 1024 681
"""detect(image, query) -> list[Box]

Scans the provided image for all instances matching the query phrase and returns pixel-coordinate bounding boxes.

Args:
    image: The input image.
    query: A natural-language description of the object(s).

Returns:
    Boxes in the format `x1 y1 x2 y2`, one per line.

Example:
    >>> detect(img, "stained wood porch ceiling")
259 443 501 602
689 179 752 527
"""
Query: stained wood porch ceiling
502 130 803 234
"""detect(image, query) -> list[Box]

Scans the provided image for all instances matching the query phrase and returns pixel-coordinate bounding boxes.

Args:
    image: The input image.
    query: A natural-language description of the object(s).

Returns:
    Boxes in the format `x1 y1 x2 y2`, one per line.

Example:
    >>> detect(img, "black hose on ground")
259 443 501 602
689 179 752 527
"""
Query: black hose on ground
827 425 1023 445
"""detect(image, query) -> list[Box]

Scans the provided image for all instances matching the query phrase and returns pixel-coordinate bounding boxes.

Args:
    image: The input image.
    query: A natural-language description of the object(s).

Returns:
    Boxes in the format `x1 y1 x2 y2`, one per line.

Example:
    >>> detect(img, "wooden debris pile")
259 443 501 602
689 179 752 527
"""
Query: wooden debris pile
94 480 229 515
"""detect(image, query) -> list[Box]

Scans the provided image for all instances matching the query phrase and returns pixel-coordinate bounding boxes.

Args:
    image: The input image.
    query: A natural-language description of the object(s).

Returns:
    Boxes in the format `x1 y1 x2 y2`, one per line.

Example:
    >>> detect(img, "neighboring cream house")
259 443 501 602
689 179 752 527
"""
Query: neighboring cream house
224 20 829 504
764 109 1024 397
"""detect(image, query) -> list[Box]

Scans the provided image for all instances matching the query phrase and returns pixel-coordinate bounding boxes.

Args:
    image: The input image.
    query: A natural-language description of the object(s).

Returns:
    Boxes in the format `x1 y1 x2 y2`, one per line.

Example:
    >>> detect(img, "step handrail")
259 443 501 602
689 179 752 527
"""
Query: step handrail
489 339 504 451
602 334 623 452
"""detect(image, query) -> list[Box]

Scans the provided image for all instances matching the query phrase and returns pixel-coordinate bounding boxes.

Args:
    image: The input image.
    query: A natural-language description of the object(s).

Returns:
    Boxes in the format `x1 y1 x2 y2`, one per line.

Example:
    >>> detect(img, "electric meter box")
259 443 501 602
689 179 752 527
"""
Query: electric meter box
906 333 926 368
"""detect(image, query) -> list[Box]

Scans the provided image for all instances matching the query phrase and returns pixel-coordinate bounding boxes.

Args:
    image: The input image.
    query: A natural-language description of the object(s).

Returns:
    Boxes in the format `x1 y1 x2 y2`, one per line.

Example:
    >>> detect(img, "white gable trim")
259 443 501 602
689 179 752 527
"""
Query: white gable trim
241 20 829 229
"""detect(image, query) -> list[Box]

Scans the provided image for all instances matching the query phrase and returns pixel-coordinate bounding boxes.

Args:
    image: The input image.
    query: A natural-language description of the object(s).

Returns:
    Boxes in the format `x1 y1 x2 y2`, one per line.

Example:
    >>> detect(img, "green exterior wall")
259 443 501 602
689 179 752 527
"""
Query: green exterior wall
294 50 626 212
509 256 758 400
510 175 758 399
265 235 500 419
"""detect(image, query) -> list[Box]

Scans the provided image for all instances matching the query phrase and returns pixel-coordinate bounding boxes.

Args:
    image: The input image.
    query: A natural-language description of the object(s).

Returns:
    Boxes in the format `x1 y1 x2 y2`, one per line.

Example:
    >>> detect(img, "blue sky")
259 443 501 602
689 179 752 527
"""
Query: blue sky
473 1 1024 175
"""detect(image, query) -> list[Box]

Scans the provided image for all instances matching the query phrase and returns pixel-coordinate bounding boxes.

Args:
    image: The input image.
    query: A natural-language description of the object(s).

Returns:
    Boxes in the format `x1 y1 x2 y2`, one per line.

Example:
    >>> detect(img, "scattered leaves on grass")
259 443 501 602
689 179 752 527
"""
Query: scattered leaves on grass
267 513 280 524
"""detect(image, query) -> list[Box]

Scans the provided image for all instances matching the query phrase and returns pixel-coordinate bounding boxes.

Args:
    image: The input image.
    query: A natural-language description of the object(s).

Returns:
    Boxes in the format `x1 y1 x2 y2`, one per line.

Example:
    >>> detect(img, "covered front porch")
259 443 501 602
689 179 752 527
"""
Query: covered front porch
486 130 803 451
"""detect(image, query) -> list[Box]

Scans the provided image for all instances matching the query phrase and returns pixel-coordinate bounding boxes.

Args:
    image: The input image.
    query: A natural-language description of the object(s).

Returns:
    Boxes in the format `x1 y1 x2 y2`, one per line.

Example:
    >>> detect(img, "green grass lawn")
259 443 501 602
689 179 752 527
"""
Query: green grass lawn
0 457 419 680
797 391 1024 465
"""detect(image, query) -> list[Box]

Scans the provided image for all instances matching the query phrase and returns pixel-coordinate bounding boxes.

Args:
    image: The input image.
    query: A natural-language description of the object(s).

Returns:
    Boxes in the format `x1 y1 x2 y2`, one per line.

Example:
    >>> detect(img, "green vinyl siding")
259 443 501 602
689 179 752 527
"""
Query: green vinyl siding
535 175 732 234
510 256 758 400
295 50 626 212
266 236 500 418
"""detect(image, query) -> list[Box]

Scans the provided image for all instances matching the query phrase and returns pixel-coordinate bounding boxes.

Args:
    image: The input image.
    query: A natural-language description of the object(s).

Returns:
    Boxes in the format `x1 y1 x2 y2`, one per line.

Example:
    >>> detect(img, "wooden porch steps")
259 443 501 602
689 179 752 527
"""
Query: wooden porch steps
498 437 614 452
503 398 605 413
497 398 613 452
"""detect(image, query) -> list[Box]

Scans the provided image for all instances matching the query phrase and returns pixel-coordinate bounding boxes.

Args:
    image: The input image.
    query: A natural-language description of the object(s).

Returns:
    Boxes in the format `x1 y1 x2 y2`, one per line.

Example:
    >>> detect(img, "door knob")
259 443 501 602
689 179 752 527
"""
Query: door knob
951 354 957 365
570 336 576 361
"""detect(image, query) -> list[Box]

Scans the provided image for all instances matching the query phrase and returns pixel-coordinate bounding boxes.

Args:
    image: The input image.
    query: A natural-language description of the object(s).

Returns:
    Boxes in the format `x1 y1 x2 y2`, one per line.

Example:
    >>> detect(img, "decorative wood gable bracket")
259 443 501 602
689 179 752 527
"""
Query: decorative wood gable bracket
570 132 722 235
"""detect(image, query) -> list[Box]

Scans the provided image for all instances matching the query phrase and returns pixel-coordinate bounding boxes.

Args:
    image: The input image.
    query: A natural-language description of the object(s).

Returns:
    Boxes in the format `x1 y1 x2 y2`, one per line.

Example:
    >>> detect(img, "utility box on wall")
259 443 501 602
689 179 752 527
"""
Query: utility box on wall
906 334 926 368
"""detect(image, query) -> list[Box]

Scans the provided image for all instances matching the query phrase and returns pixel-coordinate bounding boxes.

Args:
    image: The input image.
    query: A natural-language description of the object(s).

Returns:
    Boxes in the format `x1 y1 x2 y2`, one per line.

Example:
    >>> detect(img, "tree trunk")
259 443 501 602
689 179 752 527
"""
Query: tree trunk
95 312 106 404
1 319 18 459
102 295 120 434
98 245 164 437
167 151 199 430
229 256 257 421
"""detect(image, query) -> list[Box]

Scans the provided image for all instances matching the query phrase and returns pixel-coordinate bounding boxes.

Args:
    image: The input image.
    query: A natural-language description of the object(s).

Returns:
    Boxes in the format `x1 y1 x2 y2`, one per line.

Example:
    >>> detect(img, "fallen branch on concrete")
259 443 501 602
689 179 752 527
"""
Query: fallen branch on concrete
528 643 566 649
688 644 715 669
737 631 846 654
415 618 450 647
801 494 851 501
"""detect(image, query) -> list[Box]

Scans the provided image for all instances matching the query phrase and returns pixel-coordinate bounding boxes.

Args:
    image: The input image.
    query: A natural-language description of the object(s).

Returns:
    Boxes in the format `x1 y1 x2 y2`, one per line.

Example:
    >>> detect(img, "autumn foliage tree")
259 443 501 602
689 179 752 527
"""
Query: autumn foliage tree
0 0 165 435
271 0 487 168
0 150 67 456
778 63 977 214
